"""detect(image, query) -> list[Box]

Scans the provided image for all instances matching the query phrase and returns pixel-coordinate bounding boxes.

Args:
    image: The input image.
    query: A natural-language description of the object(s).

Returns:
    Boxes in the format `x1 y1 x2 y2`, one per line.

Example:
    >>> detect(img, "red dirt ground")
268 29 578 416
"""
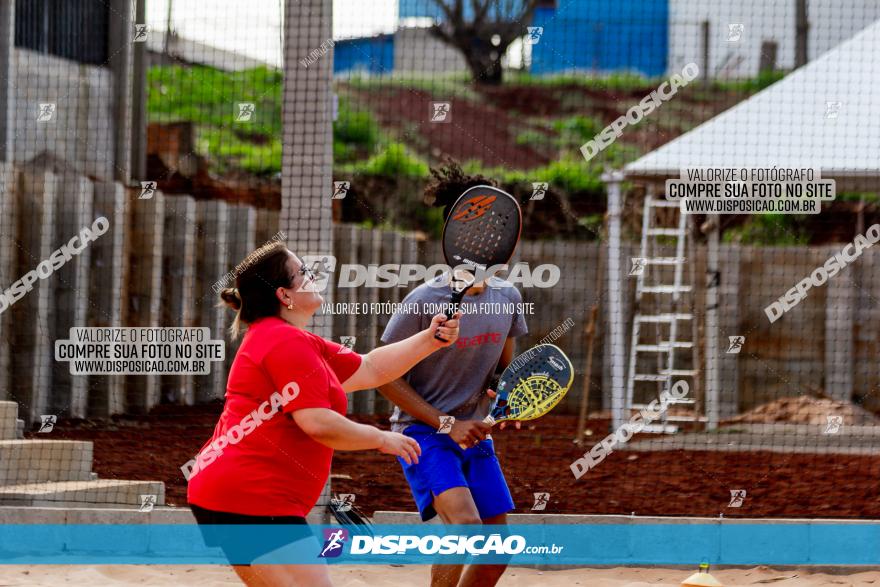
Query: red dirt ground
348 82 744 171
352 86 551 169
31 404 880 519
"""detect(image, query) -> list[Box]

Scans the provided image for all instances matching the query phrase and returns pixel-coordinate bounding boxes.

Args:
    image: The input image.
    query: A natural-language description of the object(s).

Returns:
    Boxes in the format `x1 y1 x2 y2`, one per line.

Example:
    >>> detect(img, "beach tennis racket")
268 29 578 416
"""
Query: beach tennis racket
435 185 522 341
328 496 373 535
458 344 573 448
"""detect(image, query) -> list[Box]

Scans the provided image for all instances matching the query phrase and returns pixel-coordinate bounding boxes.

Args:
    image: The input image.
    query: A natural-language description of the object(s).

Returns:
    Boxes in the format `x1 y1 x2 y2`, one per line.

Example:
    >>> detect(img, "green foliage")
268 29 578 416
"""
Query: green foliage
837 192 880 203
552 115 603 140
345 73 478 100
422 205 447 240
711 70 787 93
507 71 652 92
148 65 282 134
333 100 379 163
359 143 430 179
723 214 810 246
515 129 552 148
578 214 605 240
197 128 281 176
148 64 283 175
462 157 604 198
530 159 604 196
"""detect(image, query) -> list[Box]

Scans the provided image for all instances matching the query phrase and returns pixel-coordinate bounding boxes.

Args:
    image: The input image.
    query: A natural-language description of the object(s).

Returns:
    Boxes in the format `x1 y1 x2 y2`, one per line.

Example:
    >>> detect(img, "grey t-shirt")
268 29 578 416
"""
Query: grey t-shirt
380 276 528 433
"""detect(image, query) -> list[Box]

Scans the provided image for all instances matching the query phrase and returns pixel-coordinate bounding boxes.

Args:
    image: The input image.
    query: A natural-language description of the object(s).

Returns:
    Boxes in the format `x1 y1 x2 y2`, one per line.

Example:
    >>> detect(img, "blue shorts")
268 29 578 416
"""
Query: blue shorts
398 423 515 522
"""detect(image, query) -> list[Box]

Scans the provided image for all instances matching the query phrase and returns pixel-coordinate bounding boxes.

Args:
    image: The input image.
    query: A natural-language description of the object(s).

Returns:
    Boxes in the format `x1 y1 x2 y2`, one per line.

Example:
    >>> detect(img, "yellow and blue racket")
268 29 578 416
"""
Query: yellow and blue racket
487 344 574 424
459 344 573 448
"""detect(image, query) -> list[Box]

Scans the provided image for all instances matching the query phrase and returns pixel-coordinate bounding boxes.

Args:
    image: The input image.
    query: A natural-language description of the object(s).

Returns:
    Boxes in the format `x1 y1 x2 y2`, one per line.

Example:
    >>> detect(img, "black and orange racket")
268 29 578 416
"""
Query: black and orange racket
434 186 522 340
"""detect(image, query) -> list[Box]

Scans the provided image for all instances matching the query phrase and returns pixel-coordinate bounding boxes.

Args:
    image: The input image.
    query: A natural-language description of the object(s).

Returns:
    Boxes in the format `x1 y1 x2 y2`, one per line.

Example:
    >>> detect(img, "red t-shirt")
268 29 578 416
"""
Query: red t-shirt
187 317 362 516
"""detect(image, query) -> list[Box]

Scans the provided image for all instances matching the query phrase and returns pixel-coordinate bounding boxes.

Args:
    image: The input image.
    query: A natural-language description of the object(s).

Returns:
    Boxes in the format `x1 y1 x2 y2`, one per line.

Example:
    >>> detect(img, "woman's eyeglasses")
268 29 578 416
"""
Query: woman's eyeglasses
293 263 317 285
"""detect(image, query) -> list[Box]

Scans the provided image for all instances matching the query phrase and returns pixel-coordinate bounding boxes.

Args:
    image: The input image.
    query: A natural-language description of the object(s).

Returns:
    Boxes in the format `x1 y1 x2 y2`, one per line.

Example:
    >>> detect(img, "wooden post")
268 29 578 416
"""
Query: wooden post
703 216 721 429
795 0 809 69
107 0 134 182
701 20 711 85
759 40 778 73
575 305 599 444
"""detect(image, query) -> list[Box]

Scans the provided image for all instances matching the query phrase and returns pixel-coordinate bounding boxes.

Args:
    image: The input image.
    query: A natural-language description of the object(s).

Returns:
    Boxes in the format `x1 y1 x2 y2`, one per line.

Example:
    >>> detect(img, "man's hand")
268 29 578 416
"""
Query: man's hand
486 389 522 430
447 418 492 447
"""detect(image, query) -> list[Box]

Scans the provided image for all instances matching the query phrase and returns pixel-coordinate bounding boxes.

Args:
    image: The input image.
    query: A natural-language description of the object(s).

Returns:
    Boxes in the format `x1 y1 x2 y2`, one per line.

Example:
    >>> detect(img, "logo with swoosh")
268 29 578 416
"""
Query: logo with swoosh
452 195 496 222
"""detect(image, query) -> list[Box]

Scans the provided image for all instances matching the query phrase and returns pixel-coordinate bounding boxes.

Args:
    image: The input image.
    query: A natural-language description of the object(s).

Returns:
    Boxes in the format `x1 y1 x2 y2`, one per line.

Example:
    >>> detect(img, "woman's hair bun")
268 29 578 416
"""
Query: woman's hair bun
219 287 242 311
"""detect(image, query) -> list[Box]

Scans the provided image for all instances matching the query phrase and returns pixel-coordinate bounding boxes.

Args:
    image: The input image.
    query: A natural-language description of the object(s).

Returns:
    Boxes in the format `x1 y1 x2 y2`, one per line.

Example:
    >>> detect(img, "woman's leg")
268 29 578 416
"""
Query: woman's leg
232 563 333 587
233 532 334 587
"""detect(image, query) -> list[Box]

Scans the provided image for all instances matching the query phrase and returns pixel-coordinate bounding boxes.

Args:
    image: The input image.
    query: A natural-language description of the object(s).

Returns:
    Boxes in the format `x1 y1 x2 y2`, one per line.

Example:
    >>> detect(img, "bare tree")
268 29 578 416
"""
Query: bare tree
429 0 541 85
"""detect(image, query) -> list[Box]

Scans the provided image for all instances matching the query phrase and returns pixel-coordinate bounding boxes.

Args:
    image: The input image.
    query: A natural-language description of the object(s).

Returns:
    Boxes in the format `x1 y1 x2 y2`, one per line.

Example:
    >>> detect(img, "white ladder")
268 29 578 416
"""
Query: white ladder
625 189 702 432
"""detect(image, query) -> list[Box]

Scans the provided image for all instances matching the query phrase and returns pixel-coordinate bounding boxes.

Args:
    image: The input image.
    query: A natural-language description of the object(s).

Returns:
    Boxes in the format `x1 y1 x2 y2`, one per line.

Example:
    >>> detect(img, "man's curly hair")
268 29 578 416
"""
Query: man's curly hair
424 162 497 221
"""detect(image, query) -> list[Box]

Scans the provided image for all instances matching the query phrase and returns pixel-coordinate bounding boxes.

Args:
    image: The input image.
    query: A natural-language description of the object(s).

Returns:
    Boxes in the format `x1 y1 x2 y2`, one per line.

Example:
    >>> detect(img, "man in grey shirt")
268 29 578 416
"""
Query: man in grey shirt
379 272 528 587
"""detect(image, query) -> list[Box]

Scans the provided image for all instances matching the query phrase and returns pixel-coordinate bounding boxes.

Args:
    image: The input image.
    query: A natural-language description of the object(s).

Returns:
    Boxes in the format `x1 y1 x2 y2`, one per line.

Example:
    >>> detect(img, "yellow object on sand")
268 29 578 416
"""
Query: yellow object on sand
681 564 724 587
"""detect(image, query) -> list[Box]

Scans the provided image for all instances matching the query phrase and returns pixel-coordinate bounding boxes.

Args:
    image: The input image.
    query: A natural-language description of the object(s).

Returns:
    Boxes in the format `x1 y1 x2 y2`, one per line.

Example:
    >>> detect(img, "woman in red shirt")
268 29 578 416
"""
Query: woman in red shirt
187 241 460 586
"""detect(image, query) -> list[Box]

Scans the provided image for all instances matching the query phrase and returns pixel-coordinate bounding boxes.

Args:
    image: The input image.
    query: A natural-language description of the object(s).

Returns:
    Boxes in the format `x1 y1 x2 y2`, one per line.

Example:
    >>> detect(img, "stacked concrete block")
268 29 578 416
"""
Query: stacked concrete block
0 401 165 508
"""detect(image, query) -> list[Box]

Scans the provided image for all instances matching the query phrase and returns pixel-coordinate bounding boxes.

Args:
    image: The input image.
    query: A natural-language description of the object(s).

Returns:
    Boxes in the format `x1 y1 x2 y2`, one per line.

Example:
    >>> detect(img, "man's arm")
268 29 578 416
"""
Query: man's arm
498 337 515 372
377 378 490 446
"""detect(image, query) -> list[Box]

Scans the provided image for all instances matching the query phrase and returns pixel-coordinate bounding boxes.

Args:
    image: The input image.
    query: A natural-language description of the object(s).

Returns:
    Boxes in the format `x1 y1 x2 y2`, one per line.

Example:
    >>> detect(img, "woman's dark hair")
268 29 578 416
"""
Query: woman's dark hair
424 161 497 221
219 240 293 339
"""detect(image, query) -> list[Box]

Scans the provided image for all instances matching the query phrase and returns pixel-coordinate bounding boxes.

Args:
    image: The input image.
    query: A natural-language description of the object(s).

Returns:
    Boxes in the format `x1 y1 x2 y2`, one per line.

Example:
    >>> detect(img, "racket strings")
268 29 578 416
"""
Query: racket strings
507 375 565 420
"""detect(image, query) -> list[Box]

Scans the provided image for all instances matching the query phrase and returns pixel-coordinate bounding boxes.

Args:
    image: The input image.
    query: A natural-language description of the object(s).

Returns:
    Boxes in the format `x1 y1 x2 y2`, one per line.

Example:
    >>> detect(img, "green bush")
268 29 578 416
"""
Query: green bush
148 64 283 174
148 65 282 136
461 157 604 198
507 72 652 93
515 129 551 148
359 143 429 179
334 105 378 149
711 70 786 93
552 115 603 141
197 127 281 176
529 159 604 196
723 214 810 245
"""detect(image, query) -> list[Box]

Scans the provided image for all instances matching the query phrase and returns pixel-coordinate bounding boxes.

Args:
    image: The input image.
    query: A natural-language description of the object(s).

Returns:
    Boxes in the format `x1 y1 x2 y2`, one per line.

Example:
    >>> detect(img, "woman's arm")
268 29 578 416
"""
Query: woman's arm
341 313 460 392
292 408 421 464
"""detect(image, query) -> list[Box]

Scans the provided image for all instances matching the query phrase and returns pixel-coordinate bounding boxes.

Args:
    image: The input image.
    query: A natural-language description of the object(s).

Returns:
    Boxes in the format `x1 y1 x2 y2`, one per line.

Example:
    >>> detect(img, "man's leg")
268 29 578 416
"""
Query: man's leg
430 487 482 587
457 512 508 587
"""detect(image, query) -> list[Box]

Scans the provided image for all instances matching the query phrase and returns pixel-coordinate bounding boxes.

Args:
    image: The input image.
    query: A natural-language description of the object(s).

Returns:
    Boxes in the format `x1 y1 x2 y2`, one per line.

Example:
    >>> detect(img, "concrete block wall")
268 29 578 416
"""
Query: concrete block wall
0 157 876 423
12 49 115 180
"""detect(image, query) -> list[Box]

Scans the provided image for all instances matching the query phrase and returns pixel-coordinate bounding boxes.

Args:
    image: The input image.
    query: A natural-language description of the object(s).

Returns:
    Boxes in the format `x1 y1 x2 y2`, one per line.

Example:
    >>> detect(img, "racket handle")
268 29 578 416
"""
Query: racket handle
434 289 468 342
457 415 496 449
443 288 467 320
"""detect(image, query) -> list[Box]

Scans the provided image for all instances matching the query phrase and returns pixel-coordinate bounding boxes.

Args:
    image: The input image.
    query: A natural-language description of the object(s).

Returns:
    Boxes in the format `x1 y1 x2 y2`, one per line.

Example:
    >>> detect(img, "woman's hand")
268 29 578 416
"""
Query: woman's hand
428 312 461 348
378 431 422 465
